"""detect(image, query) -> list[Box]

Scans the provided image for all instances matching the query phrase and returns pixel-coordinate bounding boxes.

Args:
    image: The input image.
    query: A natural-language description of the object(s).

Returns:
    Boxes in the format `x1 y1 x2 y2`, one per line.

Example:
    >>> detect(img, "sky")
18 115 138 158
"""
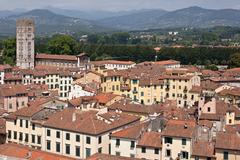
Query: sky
1 0 240 11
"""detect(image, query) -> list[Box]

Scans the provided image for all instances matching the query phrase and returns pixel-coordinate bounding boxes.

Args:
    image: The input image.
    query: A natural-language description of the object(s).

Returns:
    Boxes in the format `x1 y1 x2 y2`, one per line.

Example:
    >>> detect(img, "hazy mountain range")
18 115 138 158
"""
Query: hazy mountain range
0 6 240 36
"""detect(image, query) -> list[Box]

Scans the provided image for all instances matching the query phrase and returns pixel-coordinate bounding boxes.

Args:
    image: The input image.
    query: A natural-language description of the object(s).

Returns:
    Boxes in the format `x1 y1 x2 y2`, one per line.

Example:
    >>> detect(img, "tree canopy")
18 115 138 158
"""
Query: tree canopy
47 34 78 55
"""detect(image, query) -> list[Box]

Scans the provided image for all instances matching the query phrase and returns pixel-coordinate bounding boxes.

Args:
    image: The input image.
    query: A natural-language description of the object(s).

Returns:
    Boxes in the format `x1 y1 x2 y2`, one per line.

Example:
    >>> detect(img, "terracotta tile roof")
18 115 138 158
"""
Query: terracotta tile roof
189 86 202 94
0 118 6 134
43 108 140 135
68 96 97 108
137 131 162 148
216 132 240 151
0 64 12 72
0 143 75 160
111 122 149 139
91 60 135 66
209 77 240 83
223 68 240 77
201 69 220 77
225 124 240 134
154 59 180 66
201 80 221 91
87 153 141 160
198 120 213 128
36 53 77 61
139 77 164 86
161 119 196 138
109 101 165 116
218 87 240 97
199 113 222 121
0 84 27 97
94 93 120 104
6 97 60 119
192 140 215 157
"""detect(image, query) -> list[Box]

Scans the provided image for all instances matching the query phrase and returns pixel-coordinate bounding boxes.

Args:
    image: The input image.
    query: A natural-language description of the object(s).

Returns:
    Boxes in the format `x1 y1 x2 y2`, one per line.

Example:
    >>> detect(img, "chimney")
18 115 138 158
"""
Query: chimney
72 112 76 122
184 123 188 129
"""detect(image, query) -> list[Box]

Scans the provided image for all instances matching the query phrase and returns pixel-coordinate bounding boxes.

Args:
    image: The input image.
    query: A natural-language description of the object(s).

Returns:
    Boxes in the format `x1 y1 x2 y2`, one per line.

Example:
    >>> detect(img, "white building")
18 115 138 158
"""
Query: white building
6 107 140 159
161 120 196 160
69 83 95 99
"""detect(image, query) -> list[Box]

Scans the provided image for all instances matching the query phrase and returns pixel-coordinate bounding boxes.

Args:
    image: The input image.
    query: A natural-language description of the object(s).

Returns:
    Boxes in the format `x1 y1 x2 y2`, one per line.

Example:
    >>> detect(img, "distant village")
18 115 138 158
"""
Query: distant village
0 19 240 160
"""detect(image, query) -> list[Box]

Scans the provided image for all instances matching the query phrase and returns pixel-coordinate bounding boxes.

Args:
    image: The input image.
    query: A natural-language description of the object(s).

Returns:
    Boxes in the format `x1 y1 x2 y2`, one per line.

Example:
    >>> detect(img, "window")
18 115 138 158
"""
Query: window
86 137 91 144
47 129 51 136
132 79 138 84
141 92 144 96
19 132 23 141
32 123 35 130
8 130 11 139
165 137 173 144
98 147 102 153
116 139 120 146
98 136 102 144
166 149 171 157
25 120 28 128
195 157 199 160
25 134 28 142
32 135 35 143
56 131 60 138
116 151 120 156
47 140 51 150
20 119 23 127
14 120 17 125
229 119 232 124
224 151 228 160
37 136 41 144
141 147 146 153
154 148 159 154
207 107 211 112
182 138 187 145
86 148 91 157
56 142 60 152
181 151 189 159
66 133 70 140
76 146 80 157
76 135 80 142
14 131 17 139
130 141 135 149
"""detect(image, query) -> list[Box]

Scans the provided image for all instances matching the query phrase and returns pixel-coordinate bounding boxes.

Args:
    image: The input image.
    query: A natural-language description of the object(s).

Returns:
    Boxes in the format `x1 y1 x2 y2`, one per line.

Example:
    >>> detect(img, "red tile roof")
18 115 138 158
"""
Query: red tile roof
111 122 149 140
94 93 120 104
137 131 162 148
36 53 77 61
91 60 135 66
0 143 75 160
192 140 215 157
154 60 180 66
161 119 196 138
216 132 240 151
0 84 27 97
43 108 140 135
